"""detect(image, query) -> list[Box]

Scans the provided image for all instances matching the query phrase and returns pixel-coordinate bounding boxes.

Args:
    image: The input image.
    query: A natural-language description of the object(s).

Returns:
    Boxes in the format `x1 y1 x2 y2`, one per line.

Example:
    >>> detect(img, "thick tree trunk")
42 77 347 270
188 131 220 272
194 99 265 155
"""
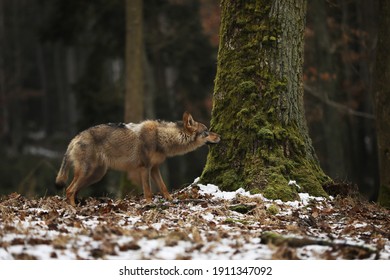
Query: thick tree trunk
201 0 329 200
124 0 144 123
375 0 390 208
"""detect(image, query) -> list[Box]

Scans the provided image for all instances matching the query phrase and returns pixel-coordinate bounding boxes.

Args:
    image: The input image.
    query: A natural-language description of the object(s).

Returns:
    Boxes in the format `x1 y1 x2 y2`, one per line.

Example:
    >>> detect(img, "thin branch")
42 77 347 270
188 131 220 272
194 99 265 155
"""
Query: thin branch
304 84 375 120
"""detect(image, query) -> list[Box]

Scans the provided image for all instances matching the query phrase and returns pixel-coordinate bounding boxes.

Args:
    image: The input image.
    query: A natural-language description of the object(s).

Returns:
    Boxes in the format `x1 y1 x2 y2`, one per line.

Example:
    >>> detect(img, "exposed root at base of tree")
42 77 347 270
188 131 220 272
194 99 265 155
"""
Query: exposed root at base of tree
323 181 360 197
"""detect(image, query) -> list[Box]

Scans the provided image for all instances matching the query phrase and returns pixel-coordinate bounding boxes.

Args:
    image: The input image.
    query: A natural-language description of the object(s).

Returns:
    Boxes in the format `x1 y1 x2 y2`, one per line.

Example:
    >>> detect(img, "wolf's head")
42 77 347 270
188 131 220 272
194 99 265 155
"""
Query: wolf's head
183 112 221 145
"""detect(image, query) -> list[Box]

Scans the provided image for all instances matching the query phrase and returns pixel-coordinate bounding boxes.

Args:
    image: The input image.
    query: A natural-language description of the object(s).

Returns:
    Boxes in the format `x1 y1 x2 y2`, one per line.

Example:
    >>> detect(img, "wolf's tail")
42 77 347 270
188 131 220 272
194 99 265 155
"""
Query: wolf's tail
55 153 70 189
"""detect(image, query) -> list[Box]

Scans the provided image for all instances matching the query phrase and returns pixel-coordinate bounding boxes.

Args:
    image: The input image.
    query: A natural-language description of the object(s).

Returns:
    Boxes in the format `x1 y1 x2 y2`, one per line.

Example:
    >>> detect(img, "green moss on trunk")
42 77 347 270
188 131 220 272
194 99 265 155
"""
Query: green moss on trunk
201 0 330 201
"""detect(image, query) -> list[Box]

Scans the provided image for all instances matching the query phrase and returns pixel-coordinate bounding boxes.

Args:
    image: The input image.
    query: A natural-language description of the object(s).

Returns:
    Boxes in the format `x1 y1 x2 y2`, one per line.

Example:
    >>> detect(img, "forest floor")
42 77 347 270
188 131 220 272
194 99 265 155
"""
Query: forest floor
0 179 389 260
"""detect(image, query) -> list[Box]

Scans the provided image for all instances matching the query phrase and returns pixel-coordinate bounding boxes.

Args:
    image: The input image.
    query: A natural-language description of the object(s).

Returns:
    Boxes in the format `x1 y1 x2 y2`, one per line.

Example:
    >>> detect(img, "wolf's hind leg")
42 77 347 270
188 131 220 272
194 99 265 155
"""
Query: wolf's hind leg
151 165 172 200
140 167 153 202
66 171 81 207
66 165 107 206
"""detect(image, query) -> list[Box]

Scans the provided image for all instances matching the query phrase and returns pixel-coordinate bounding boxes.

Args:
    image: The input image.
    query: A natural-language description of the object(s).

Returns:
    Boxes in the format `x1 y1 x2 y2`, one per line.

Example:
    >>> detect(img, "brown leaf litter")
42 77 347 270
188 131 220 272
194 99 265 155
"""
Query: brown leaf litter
0 186 389 260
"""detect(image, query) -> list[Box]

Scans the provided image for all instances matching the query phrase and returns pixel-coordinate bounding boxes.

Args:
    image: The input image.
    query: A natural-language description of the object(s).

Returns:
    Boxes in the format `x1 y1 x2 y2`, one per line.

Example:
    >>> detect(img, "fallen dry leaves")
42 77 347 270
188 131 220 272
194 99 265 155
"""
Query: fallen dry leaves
0 185 389 260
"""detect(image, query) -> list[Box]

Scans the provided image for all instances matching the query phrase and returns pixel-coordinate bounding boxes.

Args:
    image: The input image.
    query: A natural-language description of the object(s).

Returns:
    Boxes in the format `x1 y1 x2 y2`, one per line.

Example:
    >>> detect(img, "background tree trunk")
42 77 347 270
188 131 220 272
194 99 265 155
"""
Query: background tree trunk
124 0 144 123
310 0 349 179
304 0 379 199
0 0 9 139
201 0 329 200
120 0 145 197
374 0 390 208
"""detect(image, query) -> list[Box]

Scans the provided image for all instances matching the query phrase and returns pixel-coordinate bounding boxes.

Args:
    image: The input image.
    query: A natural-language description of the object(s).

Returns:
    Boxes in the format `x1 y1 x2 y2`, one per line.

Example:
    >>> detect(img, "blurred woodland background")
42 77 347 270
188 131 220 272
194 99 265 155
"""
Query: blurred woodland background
0 0 381 200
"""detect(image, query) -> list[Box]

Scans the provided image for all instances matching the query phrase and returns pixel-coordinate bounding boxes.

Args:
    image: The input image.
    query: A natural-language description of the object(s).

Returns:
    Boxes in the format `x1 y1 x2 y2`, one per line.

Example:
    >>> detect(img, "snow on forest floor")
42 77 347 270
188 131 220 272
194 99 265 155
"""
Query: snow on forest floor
0 179 389 260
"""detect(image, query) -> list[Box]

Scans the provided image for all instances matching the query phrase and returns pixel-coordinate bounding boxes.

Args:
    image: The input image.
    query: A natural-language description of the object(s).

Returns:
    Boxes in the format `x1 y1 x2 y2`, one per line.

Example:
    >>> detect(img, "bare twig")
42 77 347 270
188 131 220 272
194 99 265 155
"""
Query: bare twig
304 84 375 120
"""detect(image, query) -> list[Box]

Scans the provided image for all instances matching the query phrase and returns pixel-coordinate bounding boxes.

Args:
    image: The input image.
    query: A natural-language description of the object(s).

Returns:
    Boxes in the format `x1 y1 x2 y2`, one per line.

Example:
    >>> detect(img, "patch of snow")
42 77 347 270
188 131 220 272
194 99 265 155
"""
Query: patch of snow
353 222 368 228
297 245 331 259
198 183 259 200
198 180 327 210
152 222 163 231
201 212 214 221
285 200 300 208
155 241 188 259
288 180 301 190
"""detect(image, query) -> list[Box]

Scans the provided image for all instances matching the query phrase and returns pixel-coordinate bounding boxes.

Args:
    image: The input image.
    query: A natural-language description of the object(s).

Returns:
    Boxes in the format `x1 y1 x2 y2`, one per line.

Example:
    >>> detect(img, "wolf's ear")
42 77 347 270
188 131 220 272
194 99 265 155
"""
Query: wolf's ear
183 111 196 132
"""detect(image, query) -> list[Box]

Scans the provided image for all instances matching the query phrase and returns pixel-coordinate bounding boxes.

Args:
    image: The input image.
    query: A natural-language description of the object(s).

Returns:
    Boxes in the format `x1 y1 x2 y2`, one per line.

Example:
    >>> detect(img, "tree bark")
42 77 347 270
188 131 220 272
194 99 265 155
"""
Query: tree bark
201 0 329 200
375 0 390 208
121 0 145 197
124 0 144 123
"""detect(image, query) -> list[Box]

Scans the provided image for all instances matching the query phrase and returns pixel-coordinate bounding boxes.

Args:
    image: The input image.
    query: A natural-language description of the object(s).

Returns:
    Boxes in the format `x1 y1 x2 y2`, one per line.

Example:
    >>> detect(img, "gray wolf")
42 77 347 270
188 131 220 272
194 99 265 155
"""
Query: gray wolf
55 112 220 206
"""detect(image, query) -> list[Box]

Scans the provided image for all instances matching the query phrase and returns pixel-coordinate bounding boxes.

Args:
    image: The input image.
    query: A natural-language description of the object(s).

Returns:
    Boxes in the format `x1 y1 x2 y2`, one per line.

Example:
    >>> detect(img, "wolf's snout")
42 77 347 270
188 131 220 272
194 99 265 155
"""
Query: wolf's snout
206 132 221 145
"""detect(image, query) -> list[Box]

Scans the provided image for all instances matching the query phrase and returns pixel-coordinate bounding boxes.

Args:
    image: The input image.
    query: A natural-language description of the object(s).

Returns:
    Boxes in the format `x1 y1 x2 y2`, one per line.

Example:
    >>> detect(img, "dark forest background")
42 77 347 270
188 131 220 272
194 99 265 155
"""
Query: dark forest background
0 0 380 200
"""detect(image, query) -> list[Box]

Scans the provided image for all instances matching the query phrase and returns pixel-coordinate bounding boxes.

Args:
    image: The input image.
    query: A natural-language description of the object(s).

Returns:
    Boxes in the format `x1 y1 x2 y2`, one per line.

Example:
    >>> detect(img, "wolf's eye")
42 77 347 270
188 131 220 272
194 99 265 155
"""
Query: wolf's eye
201 130 209 137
